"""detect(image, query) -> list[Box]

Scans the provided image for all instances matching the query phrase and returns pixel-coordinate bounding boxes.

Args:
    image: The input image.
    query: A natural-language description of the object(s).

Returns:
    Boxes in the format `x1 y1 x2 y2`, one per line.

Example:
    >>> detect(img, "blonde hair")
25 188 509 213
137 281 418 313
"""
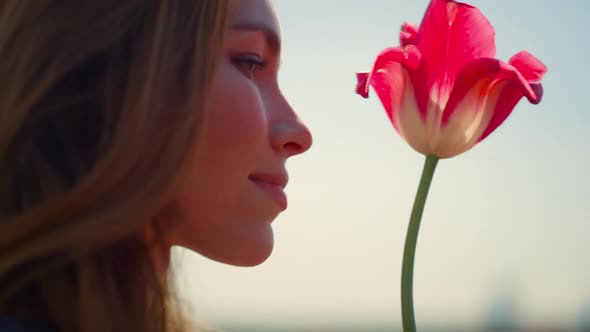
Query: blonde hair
0 1 228 331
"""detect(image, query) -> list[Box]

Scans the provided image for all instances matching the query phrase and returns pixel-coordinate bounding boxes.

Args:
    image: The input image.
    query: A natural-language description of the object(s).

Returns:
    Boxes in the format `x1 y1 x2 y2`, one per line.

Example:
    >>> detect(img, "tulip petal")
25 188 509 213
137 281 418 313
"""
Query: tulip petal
355 46 421 132
438 58 543 149
413 0 496 112
434 78 506 157
478 82 544 142
400 23 419 47
394 71 432 155
477 82 528 142
356 72 370 98
443 58 541 122
508 51 547 83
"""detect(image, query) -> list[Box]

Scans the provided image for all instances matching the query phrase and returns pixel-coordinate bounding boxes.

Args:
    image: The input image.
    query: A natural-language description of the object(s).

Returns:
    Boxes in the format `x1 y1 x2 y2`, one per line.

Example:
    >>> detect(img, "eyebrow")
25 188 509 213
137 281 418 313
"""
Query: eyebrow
230 22 281 55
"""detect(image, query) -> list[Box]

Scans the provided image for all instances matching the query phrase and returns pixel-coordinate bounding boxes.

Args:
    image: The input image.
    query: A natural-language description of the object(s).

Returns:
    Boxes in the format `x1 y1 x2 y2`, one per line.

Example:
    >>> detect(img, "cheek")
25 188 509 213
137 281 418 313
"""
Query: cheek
191 61 269 190
185 61 270 212
167 62 274 265
207 62 268 147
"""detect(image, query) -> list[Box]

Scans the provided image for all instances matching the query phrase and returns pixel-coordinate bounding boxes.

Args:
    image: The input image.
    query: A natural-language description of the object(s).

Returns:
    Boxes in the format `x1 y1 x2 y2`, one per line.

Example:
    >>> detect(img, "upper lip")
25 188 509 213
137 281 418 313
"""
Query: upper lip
249 172 289 189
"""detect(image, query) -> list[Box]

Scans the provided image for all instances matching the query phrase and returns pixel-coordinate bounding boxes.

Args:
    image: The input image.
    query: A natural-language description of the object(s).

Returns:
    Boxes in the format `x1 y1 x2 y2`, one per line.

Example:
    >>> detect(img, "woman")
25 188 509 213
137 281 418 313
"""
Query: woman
0 0 312 331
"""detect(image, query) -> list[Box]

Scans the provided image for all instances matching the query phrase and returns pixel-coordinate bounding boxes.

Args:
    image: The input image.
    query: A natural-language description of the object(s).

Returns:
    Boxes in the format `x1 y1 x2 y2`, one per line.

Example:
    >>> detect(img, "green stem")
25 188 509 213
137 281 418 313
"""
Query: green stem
401 154 439 332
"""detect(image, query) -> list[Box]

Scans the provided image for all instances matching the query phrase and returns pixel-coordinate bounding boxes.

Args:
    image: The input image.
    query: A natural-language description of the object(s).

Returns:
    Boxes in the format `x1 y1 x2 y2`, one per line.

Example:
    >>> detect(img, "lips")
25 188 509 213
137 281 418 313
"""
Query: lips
249 172 289 210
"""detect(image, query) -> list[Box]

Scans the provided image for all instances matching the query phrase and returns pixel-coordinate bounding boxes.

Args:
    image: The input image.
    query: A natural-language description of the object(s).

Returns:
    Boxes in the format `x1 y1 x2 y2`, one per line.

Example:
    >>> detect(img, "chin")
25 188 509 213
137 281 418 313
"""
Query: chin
227 245 274 267
223 220 276 266
200 241 274 267
185 226 275 267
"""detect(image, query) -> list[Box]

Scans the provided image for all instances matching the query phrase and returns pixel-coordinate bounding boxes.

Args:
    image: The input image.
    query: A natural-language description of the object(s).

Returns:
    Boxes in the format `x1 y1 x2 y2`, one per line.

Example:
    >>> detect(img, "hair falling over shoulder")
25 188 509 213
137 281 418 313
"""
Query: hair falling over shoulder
0 1 228 331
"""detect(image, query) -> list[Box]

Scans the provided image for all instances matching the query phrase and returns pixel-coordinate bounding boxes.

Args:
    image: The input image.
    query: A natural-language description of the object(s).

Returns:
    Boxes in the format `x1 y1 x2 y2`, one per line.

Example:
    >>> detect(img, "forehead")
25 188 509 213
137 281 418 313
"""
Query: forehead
228 0 280 35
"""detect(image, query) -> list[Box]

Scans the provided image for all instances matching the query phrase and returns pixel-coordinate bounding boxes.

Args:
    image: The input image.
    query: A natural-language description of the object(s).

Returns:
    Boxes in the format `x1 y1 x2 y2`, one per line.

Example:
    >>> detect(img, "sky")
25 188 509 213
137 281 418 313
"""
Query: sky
178 0 590 330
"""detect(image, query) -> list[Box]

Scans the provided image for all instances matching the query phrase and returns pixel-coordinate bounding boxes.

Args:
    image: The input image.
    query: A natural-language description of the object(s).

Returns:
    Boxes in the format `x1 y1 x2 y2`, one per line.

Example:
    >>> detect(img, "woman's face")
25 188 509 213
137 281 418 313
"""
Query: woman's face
169 0 312 266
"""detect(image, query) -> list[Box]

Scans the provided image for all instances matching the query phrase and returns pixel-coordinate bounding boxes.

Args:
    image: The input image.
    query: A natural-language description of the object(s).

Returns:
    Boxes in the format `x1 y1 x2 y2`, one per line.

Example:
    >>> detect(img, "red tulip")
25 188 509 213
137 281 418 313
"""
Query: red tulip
356 0 546 158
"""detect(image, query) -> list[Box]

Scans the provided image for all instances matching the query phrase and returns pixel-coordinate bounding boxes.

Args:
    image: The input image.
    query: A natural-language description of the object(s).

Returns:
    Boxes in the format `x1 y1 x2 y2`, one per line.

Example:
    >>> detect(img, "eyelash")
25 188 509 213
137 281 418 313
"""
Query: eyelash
232 54 266 79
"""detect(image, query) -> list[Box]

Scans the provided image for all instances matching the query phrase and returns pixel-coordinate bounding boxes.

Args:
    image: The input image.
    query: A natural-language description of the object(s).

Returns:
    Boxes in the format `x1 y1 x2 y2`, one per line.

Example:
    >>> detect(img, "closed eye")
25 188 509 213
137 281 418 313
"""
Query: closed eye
232 54 267 79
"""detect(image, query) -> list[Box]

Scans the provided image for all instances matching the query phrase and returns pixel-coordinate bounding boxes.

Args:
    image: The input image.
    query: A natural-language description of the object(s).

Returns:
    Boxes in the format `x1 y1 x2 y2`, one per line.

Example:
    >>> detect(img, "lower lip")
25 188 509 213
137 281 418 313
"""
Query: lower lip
251 179 287 210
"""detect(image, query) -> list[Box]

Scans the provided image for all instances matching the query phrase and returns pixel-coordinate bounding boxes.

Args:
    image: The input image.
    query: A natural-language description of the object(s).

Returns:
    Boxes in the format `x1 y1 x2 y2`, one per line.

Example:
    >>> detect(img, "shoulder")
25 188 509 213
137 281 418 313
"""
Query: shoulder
0 318 56 332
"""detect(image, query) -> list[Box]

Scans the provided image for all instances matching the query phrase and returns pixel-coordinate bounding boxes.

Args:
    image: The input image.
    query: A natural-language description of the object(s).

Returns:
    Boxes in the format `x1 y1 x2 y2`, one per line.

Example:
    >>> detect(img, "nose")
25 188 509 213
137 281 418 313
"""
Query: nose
270 96 313 158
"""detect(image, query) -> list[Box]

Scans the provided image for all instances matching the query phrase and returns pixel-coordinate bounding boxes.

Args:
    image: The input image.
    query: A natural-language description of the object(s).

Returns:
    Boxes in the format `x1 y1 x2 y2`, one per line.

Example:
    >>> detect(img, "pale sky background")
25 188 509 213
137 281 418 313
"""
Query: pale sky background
178 0 590 330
